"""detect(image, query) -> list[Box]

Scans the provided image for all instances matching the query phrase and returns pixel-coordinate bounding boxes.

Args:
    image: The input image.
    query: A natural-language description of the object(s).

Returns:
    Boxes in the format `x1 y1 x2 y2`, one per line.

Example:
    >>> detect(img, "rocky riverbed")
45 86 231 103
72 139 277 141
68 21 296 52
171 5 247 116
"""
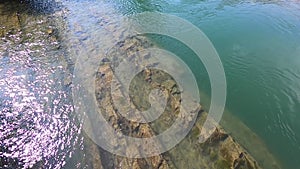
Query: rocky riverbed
90 33 262 169
0 1 280 169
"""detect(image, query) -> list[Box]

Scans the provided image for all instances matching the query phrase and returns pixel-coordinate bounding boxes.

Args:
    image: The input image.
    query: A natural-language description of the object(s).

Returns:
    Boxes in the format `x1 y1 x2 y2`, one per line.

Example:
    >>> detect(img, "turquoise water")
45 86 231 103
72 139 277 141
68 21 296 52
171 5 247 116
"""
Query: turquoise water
109 0 300 168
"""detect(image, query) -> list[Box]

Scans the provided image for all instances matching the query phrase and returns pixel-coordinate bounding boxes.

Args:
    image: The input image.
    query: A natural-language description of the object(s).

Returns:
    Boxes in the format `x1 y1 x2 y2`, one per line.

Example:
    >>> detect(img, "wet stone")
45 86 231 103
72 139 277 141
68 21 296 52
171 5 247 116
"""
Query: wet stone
0 2 21 37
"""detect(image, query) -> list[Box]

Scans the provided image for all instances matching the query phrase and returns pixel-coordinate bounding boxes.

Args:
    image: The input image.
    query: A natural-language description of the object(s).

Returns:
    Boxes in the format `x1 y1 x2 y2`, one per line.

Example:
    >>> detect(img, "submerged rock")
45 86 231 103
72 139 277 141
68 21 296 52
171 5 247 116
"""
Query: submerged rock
1 0 278 168
91 33 263 169
0 1 21 37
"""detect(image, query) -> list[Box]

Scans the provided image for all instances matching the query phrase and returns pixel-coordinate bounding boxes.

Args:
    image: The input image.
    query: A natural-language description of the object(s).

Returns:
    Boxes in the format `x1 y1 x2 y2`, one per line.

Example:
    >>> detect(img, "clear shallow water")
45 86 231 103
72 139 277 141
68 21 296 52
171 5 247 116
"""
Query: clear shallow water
1 0 300 169
107 0 300 168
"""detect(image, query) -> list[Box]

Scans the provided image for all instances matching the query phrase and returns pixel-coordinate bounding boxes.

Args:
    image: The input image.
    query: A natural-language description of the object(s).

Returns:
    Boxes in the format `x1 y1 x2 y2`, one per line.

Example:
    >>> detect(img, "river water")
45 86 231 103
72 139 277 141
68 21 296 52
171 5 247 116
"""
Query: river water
1 0 300 169
109 1 300 168
137 1 300 169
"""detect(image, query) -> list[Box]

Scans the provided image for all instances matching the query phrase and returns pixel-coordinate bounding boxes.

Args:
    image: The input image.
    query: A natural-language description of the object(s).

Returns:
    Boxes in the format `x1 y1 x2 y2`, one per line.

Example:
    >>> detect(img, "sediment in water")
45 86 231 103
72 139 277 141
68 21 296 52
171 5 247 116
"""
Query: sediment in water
0 1 283 169
91 34 264 169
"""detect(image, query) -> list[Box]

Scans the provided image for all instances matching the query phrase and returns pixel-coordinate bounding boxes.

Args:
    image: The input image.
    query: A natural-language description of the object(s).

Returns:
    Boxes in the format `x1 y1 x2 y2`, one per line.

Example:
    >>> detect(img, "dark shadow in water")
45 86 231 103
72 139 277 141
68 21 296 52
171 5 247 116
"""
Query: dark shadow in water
0 0 61 15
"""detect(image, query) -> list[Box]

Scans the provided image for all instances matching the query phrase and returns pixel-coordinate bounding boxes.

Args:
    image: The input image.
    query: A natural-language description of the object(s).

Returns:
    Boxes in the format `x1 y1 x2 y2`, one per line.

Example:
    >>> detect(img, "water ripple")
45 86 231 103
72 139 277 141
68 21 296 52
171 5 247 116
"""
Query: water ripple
0 4 81 168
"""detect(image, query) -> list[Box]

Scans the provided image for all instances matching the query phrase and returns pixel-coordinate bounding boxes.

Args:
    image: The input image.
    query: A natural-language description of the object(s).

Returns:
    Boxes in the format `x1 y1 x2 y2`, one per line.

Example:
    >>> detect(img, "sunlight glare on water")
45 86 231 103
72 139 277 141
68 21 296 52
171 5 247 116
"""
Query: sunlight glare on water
0 1 82 168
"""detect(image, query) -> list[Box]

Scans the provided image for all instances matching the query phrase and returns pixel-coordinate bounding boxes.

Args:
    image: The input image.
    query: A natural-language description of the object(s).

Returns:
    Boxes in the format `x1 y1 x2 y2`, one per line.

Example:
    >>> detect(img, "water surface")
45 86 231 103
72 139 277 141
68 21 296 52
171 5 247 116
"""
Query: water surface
1 0 300 169
108 0 300 168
